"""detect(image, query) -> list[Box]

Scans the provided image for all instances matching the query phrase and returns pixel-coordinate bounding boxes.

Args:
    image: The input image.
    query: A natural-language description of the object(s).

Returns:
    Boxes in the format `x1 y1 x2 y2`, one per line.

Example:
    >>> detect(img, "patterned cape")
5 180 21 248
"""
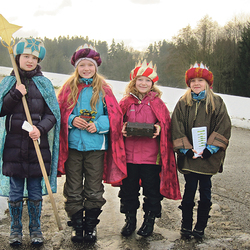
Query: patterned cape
57 82 127 185
0 76 60 197
119 94 181 200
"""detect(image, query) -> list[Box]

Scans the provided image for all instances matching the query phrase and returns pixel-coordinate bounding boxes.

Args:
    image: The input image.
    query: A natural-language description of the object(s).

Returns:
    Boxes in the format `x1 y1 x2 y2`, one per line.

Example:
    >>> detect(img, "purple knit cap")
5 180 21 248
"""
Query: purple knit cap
71 46 102 68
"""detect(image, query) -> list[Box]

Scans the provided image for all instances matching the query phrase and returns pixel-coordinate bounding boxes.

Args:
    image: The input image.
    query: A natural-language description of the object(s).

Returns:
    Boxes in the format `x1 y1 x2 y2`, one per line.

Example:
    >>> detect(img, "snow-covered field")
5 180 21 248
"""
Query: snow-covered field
0 66 250 219
1 66 249 129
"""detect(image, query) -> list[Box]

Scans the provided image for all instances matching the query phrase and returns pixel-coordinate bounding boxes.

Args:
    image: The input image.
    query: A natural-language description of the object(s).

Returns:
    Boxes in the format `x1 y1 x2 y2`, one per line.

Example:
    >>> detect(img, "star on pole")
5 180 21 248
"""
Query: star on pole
0 14 22 46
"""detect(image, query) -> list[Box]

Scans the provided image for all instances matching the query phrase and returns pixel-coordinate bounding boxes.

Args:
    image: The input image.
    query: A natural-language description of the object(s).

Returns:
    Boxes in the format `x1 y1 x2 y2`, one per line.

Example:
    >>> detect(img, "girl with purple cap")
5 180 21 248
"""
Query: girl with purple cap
57 44 126 243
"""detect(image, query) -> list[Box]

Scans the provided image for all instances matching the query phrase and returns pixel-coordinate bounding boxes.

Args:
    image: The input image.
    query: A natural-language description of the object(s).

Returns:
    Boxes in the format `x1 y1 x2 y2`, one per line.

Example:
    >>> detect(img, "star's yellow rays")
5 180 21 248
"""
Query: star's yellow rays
0 14 22 46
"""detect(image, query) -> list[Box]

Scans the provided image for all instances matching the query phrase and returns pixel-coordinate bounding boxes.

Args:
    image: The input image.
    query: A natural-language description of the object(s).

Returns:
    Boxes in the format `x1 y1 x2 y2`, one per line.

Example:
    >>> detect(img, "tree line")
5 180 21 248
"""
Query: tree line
0 14 250 97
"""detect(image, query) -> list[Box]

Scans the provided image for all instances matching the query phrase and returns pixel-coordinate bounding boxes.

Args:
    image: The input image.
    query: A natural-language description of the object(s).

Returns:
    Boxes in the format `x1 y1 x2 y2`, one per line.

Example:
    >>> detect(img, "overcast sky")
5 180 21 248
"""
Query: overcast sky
1 0 250 50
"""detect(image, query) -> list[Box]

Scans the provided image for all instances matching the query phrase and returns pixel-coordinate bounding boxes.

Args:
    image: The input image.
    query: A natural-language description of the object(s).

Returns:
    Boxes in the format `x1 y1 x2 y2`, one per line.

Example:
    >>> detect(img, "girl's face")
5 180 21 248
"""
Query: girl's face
135 76 153 95
19 54 38 71
77 60 96 79
190 77 207 94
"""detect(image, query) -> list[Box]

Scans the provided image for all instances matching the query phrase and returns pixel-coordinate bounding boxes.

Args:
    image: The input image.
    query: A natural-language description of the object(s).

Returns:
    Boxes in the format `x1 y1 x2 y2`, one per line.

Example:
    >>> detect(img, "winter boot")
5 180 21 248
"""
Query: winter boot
84 208 102 242
121 211 137 236
67 209 84 242
8 200 23 246
137 211 159 237
27 199 43 245
178 202 195 239
192 201 212 239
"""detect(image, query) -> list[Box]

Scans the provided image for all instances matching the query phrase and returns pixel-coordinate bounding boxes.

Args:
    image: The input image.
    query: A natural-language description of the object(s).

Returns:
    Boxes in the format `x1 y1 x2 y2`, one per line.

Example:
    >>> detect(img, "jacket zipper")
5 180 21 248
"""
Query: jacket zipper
9 114 13 132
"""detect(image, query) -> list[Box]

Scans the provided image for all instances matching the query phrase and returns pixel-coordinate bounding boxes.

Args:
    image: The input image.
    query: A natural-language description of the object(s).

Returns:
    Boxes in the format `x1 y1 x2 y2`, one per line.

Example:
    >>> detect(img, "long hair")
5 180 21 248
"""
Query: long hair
181 81 215 113
125 77 162 98
57 67 106 110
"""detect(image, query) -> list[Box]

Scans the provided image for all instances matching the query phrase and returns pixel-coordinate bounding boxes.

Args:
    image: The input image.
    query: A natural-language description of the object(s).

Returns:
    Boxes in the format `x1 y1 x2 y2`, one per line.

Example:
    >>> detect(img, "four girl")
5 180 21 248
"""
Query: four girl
0 37 232 245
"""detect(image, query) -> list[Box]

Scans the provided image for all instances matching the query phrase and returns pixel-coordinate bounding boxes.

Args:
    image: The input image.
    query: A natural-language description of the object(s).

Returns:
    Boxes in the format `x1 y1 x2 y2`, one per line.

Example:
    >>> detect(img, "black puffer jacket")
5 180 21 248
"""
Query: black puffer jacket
0 66 56 178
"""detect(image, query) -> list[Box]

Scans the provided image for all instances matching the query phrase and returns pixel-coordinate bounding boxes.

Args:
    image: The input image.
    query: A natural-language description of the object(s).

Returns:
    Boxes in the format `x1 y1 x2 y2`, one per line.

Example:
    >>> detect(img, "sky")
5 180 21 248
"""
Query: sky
1 0 250 51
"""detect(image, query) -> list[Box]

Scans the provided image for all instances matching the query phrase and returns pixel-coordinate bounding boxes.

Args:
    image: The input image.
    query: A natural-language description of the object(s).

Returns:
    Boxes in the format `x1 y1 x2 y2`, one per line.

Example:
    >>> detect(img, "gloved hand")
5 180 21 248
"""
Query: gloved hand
186 149 194 159
202 148 212 159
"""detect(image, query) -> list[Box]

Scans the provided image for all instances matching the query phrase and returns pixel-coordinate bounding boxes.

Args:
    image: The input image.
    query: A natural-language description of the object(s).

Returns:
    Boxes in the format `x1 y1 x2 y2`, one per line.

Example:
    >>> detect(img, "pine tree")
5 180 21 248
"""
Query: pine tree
234 22 250 97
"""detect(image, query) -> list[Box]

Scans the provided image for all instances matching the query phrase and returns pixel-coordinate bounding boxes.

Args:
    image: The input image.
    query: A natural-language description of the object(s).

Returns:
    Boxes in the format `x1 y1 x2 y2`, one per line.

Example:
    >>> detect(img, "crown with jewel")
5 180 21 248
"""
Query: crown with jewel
130 59 159 83
185 62 214 87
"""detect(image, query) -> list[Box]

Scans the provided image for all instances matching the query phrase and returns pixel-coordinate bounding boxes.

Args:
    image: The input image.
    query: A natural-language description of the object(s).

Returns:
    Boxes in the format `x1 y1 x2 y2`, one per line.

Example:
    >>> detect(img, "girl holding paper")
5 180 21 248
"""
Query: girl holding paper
171 62 231 239
0 38 60 246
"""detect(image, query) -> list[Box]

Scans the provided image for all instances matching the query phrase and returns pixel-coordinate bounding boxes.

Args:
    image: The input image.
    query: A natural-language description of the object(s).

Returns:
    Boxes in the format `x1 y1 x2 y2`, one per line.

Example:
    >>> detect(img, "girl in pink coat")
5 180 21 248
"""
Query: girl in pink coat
118 60 181 237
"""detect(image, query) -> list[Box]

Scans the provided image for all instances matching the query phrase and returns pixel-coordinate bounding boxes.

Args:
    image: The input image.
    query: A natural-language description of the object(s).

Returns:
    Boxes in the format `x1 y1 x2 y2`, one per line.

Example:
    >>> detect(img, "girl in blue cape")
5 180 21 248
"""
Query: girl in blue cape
0 37 60 246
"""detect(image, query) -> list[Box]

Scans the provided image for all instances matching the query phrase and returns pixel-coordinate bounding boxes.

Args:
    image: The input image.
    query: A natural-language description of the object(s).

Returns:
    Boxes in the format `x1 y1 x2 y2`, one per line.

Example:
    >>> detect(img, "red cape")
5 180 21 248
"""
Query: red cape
57 82 127 185
119 93 181 200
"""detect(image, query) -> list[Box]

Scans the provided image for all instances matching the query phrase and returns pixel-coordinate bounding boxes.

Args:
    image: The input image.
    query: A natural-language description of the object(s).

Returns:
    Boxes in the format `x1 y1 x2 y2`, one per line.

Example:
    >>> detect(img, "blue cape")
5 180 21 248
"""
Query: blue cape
0 75 60 197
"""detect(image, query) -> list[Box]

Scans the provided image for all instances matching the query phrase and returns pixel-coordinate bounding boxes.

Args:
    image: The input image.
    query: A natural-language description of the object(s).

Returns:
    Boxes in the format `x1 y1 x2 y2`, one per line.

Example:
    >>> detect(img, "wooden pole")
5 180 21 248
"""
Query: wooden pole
8 47 63 230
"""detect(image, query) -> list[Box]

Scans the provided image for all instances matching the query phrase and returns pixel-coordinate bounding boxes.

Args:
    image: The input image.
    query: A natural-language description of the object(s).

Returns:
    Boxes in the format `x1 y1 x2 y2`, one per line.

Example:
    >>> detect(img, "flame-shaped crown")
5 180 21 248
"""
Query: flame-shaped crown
185 62 214 87
130 59 159 83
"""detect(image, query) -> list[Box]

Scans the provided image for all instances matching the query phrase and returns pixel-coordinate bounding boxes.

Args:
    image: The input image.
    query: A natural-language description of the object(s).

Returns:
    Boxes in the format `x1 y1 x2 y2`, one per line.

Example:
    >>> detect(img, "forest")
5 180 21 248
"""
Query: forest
0 14 250 97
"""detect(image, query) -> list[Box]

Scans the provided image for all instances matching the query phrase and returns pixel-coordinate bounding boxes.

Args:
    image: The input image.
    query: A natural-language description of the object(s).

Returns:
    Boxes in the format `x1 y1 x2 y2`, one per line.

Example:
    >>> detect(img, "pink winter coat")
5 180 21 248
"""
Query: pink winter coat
123 93 160 165
119 91 181 200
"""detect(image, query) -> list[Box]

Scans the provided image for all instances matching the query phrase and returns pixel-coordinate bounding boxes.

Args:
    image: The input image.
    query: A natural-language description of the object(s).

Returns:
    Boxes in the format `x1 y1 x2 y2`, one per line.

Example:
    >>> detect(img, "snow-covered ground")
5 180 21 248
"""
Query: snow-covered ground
0 66 250 219
1 66 249 129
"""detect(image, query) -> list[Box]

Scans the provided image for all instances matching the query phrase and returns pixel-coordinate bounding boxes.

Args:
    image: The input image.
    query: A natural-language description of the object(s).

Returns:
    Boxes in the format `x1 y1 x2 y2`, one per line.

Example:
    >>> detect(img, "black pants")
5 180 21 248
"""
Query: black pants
119 163 163 215
182 173 212 204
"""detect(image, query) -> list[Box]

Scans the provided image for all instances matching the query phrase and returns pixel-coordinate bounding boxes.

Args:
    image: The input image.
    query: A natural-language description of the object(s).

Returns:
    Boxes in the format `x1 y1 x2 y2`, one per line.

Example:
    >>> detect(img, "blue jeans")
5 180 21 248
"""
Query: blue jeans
9 176 42 202
182 173 212 204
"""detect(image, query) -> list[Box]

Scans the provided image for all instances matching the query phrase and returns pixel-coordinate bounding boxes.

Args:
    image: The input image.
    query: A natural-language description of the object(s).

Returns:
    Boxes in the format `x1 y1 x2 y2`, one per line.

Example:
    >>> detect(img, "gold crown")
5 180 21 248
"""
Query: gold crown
76 43 97 52
130 59 159 82
135 59 157 73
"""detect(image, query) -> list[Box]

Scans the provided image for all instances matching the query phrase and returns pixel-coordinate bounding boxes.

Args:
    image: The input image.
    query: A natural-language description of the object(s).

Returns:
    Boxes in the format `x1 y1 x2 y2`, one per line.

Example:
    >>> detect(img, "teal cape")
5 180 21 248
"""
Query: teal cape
0 75 60 197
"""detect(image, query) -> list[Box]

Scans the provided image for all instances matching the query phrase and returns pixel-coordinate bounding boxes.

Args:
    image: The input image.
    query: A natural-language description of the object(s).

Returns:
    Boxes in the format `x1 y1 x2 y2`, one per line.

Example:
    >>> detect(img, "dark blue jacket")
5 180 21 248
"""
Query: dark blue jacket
0 66 56 178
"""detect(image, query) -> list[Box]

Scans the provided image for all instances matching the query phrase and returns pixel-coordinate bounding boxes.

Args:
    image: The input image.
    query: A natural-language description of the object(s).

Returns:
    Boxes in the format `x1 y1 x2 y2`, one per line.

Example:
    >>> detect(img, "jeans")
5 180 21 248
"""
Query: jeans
9 176 42 202
182 172 212 204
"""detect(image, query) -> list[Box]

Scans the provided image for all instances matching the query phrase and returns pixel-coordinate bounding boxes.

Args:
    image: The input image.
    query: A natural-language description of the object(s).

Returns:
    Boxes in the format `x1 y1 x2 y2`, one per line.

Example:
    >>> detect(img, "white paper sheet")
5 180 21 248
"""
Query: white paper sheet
22 121 40 144
191 126 207 157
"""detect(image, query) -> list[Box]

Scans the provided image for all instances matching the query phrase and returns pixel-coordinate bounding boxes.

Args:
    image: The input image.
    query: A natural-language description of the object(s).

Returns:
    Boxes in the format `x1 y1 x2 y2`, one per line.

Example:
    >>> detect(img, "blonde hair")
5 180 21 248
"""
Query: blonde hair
181 81 215 113
58 67 106 110
125 76 162 98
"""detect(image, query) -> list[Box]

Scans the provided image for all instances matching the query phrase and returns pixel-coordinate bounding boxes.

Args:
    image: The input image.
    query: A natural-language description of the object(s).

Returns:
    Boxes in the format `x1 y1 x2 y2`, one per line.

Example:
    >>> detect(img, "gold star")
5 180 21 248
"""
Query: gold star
0 14 22 46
